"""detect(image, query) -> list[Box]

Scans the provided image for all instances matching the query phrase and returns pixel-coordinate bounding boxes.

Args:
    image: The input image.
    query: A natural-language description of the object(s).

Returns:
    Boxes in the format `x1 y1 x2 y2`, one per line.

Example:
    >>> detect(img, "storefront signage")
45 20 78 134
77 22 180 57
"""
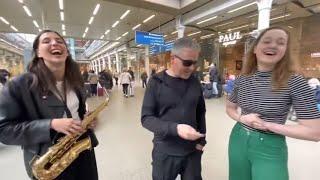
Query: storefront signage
219 31 241 46
311 52 320 58
135 31 164 46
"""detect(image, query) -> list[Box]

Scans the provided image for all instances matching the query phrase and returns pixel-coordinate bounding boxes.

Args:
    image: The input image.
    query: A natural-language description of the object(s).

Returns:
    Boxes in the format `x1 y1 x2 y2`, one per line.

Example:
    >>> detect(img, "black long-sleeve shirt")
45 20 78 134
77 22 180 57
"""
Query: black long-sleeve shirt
141 70 206 156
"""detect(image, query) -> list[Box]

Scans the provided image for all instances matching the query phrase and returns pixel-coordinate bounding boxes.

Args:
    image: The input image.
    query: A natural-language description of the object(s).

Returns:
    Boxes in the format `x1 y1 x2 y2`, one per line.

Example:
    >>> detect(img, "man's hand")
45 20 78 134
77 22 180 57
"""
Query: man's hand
177 124 205 141
196 144 204 151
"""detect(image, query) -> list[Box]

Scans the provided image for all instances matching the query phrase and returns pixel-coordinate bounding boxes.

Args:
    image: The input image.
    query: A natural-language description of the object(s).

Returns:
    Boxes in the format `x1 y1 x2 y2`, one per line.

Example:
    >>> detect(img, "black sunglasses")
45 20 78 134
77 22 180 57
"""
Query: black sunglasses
174 55 197 67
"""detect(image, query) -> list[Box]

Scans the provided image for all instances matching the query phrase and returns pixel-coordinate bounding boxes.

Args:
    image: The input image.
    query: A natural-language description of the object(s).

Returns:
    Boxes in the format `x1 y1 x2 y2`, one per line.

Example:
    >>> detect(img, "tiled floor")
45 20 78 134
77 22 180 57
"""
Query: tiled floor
1 85 320 180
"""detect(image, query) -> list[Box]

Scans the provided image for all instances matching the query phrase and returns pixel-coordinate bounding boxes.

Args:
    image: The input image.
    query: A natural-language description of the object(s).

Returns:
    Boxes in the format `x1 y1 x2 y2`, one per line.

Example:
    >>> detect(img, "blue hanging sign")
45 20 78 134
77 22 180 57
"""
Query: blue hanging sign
135 31 164 46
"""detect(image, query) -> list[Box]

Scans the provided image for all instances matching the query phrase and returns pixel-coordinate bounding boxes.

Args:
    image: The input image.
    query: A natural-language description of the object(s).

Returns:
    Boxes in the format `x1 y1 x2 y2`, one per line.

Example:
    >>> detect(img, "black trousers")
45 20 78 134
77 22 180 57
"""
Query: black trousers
152 150 203 180
122 84 129 95
142 80 147 88
90 84 97 96
55 149 98 180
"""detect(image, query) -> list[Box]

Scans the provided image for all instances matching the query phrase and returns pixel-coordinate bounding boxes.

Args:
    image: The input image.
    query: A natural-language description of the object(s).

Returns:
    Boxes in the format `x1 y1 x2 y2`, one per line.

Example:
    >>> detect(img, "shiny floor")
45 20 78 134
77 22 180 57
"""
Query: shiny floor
1 84 320 180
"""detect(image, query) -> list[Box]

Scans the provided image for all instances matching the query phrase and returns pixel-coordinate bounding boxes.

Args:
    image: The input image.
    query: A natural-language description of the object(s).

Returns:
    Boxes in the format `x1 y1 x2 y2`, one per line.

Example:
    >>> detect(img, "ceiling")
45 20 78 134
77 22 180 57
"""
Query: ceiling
0 0 319 58
0 0 212 41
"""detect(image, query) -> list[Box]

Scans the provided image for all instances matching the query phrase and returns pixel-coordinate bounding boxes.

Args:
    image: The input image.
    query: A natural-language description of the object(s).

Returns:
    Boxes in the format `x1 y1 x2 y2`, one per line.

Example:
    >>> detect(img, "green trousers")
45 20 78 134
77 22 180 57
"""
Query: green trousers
228 123 289 180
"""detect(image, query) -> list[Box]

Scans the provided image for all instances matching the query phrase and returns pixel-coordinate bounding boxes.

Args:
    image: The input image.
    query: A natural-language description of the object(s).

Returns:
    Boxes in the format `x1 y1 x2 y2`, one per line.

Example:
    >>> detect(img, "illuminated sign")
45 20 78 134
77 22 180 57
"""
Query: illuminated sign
311 52 320 58
219 31 241 46
135 31 164 46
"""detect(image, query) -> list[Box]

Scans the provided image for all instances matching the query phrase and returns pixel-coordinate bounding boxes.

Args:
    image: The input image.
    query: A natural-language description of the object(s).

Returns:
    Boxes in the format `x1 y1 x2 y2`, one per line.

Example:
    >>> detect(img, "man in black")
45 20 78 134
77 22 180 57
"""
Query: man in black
209 63 219 97
141 37 206 180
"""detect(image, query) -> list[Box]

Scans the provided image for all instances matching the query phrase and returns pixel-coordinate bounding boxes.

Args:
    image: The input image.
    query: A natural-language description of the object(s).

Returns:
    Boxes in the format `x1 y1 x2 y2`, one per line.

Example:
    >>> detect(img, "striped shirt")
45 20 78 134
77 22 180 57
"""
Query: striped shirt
228 71 320 132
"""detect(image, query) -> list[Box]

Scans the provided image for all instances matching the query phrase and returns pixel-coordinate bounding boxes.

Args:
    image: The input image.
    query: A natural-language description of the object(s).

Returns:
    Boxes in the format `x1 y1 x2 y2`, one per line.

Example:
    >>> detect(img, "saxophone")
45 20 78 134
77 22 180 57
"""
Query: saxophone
31 94 109 180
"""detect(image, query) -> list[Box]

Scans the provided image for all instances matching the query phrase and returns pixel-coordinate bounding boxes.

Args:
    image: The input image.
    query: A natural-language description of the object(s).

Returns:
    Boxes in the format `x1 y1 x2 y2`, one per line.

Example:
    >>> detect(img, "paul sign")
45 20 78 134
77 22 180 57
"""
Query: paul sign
219 31 241 46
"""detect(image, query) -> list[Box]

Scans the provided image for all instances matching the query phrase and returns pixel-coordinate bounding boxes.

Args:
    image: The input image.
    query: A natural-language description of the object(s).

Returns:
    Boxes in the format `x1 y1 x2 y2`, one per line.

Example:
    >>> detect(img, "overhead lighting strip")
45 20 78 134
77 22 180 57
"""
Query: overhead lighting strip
270 14 290 21
215 21 234 28
93 4 100 15
197 16 217 25
82 3 101 39
59 0 64 10
100 9 131 41
17 2 42 33
120 10 130 20
23 5 32 17
228 2 256 13
227 24 249 31
143 14 155 23
187 31 201 37
132 24 141 30
0 17 9 25
200 33 215 39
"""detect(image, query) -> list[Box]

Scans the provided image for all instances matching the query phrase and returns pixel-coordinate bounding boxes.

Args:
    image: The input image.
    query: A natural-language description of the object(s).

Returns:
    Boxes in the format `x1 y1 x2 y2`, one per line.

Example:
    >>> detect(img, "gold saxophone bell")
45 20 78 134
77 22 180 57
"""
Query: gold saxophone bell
31 91 110 180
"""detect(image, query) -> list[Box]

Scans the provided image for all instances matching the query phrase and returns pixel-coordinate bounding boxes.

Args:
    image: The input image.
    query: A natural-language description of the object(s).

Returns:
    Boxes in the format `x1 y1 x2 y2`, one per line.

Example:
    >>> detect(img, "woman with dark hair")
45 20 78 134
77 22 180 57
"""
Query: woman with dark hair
226 27 320 180
0 30 99 180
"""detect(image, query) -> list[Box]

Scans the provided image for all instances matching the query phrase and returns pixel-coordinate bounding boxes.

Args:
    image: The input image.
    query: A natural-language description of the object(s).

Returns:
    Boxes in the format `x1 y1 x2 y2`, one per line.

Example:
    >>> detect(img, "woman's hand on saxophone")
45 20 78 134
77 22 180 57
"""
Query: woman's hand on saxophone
51 118 85 136
84 111 97 129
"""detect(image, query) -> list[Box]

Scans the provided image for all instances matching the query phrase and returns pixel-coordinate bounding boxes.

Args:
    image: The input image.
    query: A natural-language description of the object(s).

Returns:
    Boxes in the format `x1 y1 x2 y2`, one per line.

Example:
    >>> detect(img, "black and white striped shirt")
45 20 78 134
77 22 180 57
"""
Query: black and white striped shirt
228 71 320 132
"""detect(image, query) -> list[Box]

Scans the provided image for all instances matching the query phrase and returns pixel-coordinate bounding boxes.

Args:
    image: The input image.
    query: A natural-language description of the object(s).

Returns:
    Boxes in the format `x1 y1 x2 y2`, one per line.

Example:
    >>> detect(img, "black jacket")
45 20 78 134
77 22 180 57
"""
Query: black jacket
141 71 206 156
0 73 98 177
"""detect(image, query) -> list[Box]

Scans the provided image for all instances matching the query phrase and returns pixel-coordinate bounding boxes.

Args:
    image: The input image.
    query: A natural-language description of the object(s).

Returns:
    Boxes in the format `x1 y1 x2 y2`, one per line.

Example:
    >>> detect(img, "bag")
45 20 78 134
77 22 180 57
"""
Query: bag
97 82 104 96
97 87 104 96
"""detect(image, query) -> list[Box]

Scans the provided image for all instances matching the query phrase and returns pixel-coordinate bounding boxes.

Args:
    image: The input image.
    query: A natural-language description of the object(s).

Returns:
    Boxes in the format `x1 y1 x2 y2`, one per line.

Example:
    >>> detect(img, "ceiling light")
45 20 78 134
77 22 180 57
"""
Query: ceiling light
270 14 290 21
104 29 110 34
116 36 121 40
93 4 100 15
33 20 39 28
62 24 65 30
112 21 119 28
23 5 32 17
164 35 167 37
0 17 9 25
59 0 63 10
215 21 234 28
187 31 201 37
132 24 141 30
10 25 18 32
288 25 293 29
62 31 66 36
82 33 86 38
88 16 94 25
85 27 89 33
227 24 249 31
60 12 64 21
228 2 256 13
120 10 130 20
18 0 23 4
246 8 277 18
197 16 217 25
171 31 178 35
100 35 104 39
39 29 42 32
143 14 155 23
200 33 215 39
122 32 128 36
247 14 258 18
